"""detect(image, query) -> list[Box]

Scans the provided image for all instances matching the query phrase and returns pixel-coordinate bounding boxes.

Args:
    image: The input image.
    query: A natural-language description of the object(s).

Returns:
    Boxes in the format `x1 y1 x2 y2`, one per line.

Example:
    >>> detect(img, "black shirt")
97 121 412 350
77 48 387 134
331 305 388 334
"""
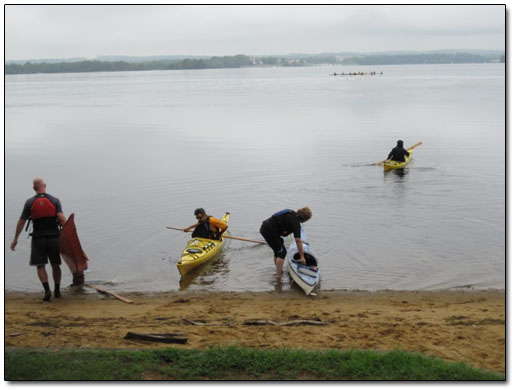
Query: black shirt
388 146 410 162
264 210 302 238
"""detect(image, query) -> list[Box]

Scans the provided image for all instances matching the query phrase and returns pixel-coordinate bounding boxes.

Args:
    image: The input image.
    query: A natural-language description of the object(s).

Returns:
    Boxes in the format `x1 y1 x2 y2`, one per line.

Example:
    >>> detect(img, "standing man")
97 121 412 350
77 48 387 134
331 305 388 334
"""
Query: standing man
11 178 66 301
260 207 312 278
183 208 228 240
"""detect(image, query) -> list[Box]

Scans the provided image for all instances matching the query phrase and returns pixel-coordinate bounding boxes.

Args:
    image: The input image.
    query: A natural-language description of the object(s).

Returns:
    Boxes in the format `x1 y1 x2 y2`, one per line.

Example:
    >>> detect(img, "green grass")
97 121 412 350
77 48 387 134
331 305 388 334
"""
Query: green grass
5 346 504 381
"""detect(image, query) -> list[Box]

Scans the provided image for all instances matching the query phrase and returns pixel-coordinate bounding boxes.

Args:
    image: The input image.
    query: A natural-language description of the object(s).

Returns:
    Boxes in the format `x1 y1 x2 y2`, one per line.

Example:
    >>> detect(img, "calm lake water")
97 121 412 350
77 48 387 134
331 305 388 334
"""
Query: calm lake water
5 64 505 293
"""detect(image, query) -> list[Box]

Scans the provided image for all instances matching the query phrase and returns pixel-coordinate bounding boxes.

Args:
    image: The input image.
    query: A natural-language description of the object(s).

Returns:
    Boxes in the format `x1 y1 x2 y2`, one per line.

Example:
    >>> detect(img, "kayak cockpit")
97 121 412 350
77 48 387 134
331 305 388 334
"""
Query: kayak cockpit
293 252 318 267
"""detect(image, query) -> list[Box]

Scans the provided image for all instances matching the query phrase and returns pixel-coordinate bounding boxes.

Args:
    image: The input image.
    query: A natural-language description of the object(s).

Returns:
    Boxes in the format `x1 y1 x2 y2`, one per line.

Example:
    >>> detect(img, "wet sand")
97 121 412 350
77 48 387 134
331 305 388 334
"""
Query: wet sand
4 288 505 372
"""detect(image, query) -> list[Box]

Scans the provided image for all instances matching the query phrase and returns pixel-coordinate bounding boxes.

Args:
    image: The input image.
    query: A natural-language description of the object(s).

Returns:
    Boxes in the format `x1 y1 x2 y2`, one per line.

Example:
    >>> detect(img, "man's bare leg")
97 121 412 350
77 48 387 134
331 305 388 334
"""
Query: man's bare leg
37 265 51 301
51 264 62 298
274 257 285 278
37 265 48 283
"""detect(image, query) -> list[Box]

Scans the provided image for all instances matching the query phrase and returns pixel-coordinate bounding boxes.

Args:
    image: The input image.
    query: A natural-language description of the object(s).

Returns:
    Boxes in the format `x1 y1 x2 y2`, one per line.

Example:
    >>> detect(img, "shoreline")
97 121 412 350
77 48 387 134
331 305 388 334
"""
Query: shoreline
4 285 505 294
5 289 505 372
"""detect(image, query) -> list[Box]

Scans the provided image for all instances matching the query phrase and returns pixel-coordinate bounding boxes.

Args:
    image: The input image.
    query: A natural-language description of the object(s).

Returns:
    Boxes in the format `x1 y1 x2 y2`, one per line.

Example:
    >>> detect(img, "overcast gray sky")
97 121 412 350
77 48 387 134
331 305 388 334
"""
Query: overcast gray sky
5 4 505 60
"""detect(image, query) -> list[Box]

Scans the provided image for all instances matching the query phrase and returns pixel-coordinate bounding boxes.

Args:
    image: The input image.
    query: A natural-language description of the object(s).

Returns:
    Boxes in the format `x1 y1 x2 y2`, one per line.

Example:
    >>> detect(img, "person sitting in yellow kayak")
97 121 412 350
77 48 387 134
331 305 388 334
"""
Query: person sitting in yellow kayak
260 207 312 279
387 140 410 162
183 208 228 240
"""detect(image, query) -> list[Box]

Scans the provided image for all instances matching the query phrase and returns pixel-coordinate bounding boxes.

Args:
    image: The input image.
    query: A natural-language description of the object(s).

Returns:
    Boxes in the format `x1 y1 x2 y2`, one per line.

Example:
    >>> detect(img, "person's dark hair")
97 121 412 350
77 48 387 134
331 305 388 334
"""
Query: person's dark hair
397 140 404 147
194 208 206 216
297 207 312 223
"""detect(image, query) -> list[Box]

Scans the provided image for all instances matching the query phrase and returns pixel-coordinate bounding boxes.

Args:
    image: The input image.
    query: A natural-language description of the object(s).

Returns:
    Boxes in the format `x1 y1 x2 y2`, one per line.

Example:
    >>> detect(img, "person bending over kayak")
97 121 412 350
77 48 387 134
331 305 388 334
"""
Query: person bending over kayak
260 207 312 279
387 140 410 162
183 208 228 240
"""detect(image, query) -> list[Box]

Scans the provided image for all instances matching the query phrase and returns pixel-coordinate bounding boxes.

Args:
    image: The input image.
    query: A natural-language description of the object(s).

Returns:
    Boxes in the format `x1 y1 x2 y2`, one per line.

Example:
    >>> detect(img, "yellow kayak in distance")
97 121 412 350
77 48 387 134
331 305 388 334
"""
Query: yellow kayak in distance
383 150 413 172
383 141 421 172
176 213 230 276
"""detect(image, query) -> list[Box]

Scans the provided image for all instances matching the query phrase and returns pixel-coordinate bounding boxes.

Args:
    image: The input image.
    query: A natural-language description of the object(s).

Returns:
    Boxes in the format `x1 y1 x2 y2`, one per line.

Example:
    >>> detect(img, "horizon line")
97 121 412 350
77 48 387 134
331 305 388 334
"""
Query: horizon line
5 48 506 63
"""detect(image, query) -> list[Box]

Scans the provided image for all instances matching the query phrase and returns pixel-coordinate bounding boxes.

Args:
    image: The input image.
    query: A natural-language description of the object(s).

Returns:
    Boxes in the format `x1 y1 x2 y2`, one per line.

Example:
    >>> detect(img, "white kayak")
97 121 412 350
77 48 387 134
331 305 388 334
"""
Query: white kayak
286 225 320 295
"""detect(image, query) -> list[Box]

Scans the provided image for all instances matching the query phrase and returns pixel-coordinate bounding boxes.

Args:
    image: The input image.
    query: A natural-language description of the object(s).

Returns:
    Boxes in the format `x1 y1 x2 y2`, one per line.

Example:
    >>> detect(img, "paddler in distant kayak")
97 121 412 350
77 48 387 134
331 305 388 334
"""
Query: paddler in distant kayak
10 178 67 301
387 140 410 162
183 208 228 240
260 207 312 279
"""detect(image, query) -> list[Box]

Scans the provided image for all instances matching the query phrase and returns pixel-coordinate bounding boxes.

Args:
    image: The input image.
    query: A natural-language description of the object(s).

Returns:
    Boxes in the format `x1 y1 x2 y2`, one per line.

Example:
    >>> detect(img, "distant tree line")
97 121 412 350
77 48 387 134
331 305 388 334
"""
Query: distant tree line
5 52 503 75
5 55 296 74
5 60 143 74
341 53 492 65
169 55 255 69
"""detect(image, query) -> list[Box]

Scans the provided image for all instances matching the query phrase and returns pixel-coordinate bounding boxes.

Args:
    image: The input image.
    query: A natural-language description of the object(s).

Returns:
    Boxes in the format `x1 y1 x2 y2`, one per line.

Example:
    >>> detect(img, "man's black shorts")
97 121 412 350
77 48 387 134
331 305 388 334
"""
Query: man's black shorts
30 236 61 266
260 222 287 259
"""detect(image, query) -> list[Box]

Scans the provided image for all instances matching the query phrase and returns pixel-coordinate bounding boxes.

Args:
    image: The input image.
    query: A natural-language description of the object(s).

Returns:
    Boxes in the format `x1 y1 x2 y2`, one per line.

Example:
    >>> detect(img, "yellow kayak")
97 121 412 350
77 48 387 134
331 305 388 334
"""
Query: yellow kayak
176 213 230 276
384 150 413 172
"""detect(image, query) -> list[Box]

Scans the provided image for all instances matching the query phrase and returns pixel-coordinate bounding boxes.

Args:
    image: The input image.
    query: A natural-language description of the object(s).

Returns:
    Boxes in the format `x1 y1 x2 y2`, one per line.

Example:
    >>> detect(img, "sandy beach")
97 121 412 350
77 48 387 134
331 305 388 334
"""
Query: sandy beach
4 288 505 373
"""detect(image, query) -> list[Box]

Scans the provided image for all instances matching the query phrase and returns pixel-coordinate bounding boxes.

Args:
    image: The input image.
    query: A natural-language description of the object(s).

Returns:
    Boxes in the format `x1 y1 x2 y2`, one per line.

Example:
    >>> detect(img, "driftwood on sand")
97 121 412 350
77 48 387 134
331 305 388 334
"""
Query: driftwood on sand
182 318 327 326
124 332 188 344
183 318 208 326
182 318 233 326
242 319 328 326
86 284 134 304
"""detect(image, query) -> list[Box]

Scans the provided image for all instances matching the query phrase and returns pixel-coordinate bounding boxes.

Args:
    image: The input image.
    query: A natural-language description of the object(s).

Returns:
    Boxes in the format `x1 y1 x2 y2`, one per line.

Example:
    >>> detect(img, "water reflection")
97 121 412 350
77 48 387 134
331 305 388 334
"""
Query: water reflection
383 165 409 178
178 253 229 290
391 168 407 178
383 167 409 212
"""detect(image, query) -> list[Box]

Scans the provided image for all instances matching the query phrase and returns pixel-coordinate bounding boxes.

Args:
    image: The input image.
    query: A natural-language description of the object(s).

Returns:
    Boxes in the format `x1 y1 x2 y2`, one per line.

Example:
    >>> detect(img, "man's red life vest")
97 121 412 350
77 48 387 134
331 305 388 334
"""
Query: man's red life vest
31 195 57 219
29 194 59 237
